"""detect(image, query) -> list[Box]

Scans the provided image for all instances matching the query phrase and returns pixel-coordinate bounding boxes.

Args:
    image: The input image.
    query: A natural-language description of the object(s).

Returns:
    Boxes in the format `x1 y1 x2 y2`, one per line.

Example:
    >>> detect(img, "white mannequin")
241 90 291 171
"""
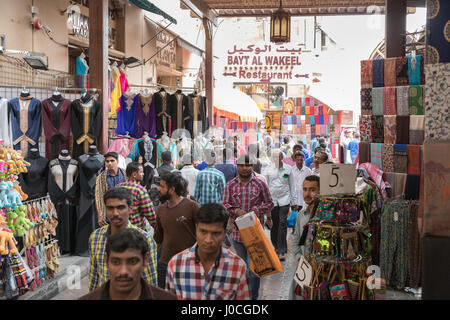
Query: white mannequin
161 131 170 145
143 131 151 142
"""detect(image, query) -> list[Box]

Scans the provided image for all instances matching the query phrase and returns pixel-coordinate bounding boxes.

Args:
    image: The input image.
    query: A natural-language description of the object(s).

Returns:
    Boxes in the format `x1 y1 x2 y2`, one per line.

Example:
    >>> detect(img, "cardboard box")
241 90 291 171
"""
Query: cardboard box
235 212 283 277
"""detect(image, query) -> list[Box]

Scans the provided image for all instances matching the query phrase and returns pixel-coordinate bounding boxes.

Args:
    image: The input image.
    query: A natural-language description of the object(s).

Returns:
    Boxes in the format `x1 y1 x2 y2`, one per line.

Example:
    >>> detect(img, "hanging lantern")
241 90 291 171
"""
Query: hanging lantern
270 0 291 43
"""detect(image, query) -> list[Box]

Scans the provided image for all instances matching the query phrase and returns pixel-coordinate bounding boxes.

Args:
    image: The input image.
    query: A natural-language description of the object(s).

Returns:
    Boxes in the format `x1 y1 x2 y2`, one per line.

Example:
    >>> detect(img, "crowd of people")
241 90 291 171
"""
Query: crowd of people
80 131 359 300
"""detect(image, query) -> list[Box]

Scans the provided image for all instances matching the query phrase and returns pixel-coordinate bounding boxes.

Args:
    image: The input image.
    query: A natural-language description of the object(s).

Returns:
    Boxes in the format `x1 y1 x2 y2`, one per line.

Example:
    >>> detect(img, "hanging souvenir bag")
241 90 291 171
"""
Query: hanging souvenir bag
316 264 336 300
337 198 360 224
329 265 351 300
347 279 360 300
340 228 360 260
313 225 337 256
314 198 336 221
303 262 323 300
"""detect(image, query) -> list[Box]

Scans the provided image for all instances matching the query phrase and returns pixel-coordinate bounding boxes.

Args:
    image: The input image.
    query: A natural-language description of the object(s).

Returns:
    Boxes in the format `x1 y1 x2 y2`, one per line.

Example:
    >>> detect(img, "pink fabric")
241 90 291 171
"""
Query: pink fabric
358 163 389 200
107 138 133 158
283 157 296 167
119 70 129 93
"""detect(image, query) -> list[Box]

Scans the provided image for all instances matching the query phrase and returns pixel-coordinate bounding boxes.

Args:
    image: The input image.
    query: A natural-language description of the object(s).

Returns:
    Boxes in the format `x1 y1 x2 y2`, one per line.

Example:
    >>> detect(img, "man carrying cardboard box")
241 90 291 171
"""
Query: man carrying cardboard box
223 155 274 300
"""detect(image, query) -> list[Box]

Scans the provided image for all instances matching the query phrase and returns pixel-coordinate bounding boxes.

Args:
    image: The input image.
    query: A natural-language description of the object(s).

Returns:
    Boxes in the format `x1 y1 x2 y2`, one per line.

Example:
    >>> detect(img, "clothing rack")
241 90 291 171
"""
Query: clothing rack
22 195 52 205
127 83 200 92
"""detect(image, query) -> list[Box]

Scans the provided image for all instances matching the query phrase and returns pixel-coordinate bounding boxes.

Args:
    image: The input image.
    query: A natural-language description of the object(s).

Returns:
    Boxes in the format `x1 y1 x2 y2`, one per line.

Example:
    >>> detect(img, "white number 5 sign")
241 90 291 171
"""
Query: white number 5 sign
320 164 356 195
294 256 312 288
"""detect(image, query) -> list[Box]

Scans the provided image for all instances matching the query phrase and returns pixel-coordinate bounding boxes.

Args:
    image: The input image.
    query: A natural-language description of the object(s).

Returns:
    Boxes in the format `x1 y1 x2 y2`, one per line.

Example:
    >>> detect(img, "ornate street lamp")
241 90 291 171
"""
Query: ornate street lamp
270 0 291 43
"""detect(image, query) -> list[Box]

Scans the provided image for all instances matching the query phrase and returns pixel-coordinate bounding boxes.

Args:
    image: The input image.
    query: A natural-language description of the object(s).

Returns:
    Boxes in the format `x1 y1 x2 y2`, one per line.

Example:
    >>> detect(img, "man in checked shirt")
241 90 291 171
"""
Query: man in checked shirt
118 162 156 233
223 155 274 300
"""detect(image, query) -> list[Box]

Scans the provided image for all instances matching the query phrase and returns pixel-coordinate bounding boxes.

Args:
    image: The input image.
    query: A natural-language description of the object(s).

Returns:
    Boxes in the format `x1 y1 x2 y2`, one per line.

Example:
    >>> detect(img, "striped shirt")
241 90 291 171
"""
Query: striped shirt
166 244 251 300
88 222 158 292
118 180 156 230
222 175 274 242
194 166 226 205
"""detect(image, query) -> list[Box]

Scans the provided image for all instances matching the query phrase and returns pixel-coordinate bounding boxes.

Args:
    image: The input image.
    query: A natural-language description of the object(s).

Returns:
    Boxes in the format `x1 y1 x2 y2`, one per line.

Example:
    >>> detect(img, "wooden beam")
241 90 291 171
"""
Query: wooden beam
181 0 218 26
203 18 213 130
89 0 109 154
385 0 407 58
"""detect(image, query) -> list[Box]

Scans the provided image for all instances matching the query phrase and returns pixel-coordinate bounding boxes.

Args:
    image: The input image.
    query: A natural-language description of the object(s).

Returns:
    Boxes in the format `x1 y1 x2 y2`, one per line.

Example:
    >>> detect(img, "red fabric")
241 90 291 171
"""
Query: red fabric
359 163 389 200
337 111 343 124
407 145 421 175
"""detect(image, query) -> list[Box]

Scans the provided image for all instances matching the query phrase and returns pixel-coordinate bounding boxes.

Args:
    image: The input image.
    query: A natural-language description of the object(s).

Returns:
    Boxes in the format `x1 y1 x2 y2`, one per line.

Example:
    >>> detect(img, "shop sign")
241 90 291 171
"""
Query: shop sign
67 9 116 44
319 164 356 195
156 28 176 69
294 256 313 288
224 43 308 82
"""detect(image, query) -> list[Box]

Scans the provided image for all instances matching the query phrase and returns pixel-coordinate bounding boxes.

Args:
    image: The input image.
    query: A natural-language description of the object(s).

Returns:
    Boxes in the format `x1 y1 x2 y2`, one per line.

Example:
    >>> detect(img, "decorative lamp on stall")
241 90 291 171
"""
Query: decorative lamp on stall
270 0 291 44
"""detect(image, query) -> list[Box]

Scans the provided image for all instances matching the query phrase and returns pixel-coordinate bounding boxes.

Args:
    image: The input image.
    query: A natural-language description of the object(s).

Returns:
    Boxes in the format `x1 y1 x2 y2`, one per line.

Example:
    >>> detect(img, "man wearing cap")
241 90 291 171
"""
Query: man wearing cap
179 153 199 197
194 149 226 206
157 151 175 177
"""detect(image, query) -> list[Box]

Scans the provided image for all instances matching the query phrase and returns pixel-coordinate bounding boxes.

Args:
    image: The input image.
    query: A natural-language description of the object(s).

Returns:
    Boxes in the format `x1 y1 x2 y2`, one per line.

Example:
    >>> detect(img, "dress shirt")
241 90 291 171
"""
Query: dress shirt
180 165 200 196
194 166 226 205
106 169 125 189
289 165 313 207
166 244 250 300
264 163 292 207
214 162 237 183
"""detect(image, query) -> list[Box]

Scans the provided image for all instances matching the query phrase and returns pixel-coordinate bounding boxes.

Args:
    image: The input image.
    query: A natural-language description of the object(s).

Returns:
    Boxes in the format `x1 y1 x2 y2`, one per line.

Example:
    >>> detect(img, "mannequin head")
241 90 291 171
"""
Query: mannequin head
88 145 99 155
60 149 69 157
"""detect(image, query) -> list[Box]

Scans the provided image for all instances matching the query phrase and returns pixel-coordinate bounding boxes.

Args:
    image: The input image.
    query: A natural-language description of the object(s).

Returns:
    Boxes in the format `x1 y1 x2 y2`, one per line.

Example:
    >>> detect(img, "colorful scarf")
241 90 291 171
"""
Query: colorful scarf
358 142 371 164
372 59 385 87
424 63 450 141
407 145 421 175
409 115 425 145
396 115 410 144
371 115 384 143
385 172 395 198
394 173 408 198
371 143 383 170
396 86 410 116
409 85 424 115
361 88 372 115
361 60 373 88
395 57 409 86
384 115 397 144
359 162 389 200
382 143 394 173
393 144 408 173
384 58 397 87
408 55 422 85
372 87 384 116
383 86 397 115
359 115 372 142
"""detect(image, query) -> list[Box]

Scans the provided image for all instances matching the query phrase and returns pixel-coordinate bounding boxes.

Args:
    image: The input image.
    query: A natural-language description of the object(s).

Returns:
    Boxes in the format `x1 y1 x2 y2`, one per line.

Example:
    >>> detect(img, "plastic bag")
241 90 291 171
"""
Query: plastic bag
287 210 299 228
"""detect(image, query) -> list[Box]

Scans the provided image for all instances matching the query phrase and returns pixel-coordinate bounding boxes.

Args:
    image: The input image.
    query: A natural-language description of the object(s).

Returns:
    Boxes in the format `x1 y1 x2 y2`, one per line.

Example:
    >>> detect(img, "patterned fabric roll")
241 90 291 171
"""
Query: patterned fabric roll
361 88 372 115
371 115 384 143
359 115 372 142
372 87 384 116
384 115 397 144
393 144 408 173
396 115 410 144
409 85 424 115
409 115 425 145
292 115 297 125
395 56 409 86
384 87 397 115
407 144 421 175
396 86 410 116
358 142 371 164
372 59 385 87
319 115 324 124
393 173 408 197
405 174 420 199
384 58 397 87
310 115 315 125
371 143 383 170
424 63 450 141
382 143 394 173
408 55 422 85
361 60 373 88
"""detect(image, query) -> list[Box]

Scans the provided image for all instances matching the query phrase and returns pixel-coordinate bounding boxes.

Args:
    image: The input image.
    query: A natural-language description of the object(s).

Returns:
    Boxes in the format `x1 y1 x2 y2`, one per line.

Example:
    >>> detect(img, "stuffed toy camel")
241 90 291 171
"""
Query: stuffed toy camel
0 215 18 255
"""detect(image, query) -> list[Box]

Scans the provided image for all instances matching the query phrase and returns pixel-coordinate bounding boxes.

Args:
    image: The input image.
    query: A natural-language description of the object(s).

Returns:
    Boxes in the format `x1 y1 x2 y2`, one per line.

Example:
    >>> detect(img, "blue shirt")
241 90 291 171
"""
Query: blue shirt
310 140 319 154
348 139 360 158
215 162 238 183
305 156 314 168
106 169 125 189
194 167 226 205
196 161 208 171
302 148 309 159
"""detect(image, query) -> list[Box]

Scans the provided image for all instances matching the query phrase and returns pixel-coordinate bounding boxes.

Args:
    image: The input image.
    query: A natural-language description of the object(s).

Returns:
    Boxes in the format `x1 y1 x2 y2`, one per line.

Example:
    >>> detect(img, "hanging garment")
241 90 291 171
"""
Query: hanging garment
0 98 13 146
424 63 450 141
110 67 122 115
168 92 191 136
408 202 421 288
395 56 409 86
18 149 49 200
383 87 397 115
384 115 397 145
372 58 385 87
107 138 132 159
134 94 156 139
42 96 71 160
9 96 42 156
138 138 158 190
393 144 408 173
409 115 425 145
408 55 422 85
48 157 79 254
371 88 384 116
358 142 371 164
154 90 173 137
119 69 129 93
396 86 410 116
76 56 88 75
384 57 397 87
359 115 372 142
405 174 420 200
156 138 177 168
382 143 394 173
361 59 373 88
71 95 102 160
371 115 384 143
407 145 421 175
395 116 410 144
370 143 383 170
409 85 424 115
360 88 372 116
116 93 137 136
76 153 105 256
187 94 208 138
394 173 407 198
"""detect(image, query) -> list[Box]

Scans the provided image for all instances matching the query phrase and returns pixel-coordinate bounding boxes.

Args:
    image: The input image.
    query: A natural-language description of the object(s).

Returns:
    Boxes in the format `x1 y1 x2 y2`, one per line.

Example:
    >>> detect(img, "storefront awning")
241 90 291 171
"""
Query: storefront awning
214 88 264 123
129 0 177 24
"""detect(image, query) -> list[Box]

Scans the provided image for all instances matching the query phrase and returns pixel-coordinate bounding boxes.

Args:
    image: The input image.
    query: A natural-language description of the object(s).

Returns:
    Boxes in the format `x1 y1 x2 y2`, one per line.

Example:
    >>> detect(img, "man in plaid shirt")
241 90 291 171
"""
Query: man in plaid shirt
88 187 157 292
166 203 250 300
194 149 226 205
222 155 274 300
118 162 156 231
